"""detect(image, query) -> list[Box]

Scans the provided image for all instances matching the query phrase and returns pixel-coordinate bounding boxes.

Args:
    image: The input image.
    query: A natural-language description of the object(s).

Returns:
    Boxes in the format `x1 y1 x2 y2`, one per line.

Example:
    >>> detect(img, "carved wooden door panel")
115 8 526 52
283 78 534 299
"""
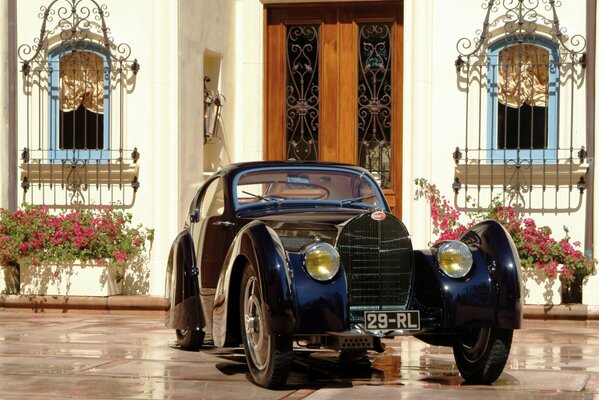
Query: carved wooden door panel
264 2 403 214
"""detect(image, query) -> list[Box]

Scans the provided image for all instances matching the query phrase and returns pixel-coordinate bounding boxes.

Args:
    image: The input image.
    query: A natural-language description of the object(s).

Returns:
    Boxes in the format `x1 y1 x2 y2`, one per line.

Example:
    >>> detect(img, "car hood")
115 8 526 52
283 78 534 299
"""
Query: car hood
239 208 379 252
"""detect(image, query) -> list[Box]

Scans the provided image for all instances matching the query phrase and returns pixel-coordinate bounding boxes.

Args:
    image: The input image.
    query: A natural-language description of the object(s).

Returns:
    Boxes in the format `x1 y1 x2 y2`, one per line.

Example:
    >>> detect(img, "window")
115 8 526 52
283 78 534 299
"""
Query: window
49 47 110 160
487 40 559 162
233 167 385 210
18 0 140 208
200 178 224 218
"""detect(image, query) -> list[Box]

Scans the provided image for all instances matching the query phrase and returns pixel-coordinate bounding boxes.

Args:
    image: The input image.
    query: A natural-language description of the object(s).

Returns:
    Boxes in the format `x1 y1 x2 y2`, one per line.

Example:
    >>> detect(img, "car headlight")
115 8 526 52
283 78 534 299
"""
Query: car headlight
303 242 340 281
435 241 473 278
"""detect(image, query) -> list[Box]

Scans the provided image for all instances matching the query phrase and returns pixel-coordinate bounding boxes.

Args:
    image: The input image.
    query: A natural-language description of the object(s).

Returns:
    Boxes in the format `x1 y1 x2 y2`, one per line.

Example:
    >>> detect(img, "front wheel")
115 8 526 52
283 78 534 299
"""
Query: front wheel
175 329 204 351
240 263 292 388
452 327 513 384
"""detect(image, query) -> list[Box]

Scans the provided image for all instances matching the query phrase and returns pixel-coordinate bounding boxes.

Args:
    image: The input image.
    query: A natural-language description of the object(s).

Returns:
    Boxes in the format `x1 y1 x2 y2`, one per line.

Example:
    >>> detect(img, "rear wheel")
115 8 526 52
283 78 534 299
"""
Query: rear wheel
452 327 512 384
240 263 292 388
175 329 204 351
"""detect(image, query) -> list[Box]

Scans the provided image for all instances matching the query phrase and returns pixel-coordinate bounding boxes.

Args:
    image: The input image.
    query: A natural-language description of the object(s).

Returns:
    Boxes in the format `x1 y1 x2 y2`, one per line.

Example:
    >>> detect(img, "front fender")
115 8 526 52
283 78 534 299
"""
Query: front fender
212 221 294 347
462 220 523 329
411 220 522 330
164 230 205 332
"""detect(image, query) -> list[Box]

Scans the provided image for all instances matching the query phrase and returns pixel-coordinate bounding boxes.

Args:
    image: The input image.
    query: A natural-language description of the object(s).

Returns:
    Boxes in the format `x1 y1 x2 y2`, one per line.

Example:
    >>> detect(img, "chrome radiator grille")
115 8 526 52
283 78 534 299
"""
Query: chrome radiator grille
337 213 413 322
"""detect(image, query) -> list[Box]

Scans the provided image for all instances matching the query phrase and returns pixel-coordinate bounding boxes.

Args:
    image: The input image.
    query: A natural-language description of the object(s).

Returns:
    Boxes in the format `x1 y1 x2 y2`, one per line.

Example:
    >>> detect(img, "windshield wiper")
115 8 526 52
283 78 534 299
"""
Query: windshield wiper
241 190 282 206
339 195 375 207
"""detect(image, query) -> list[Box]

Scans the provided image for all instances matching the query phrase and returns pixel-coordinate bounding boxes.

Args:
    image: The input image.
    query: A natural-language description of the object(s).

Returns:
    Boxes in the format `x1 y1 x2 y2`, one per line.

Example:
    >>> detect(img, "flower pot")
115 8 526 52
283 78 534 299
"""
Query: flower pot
560 276 583 304
19 261 124 296
521 268 560 305
0 264 19 294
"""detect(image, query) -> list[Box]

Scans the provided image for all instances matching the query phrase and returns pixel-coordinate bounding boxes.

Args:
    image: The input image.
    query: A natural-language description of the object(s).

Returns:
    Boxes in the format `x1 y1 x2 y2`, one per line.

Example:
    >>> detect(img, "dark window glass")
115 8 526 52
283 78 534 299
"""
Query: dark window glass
59 104 104 150
497 102 548 150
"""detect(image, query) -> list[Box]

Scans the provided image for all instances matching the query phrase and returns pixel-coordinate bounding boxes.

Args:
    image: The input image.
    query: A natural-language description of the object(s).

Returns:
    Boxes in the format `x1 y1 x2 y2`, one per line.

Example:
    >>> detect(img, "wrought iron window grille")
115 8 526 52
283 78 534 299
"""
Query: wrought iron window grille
17 0 140 208
453 0 587 213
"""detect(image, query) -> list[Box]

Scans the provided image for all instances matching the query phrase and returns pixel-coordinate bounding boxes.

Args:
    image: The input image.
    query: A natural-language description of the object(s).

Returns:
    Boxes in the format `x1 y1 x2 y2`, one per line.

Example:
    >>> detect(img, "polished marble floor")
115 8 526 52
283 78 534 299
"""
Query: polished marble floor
0 311 598 399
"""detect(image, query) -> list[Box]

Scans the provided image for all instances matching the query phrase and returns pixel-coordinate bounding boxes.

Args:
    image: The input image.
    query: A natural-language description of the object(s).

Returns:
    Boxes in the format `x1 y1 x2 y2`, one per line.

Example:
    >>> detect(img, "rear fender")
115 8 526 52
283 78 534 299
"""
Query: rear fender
212 221 294 347
164 230 206 332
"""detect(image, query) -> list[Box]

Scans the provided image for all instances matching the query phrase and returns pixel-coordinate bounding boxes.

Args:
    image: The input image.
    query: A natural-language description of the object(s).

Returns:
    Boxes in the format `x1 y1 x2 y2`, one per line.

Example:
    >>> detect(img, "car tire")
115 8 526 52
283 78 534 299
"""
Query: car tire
452 327 512 384
175 329 204 351
240 262 292 388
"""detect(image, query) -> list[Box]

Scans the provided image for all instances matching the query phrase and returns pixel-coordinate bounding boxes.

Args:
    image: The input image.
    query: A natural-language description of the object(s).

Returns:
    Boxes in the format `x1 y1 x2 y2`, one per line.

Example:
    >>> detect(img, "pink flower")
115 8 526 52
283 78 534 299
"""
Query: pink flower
114 251 127 262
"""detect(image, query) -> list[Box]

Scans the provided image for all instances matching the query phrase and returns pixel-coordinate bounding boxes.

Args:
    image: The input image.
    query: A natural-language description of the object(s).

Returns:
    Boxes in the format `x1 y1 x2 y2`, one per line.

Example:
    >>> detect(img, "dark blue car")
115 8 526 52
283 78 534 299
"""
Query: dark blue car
165 161 522 388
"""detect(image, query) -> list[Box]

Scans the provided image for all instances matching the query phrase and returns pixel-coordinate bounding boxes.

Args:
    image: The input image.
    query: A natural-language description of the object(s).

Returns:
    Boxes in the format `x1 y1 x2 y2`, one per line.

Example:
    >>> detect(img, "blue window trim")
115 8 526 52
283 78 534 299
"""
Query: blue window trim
48 44 110 162
487 38 559 163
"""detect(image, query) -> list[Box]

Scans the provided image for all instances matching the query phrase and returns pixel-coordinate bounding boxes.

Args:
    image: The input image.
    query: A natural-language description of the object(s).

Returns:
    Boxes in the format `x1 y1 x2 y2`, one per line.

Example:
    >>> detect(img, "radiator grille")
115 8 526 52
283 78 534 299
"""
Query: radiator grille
337 213 413 322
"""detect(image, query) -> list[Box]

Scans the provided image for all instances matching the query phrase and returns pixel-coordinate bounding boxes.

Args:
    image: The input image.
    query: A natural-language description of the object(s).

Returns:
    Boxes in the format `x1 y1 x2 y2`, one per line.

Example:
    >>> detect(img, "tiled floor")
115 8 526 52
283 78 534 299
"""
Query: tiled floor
0 311 598 399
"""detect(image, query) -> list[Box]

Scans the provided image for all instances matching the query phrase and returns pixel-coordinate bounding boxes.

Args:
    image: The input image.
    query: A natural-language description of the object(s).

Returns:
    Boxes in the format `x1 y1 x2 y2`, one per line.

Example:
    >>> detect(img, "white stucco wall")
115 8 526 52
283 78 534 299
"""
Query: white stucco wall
6 0 598 301
12 0 252 297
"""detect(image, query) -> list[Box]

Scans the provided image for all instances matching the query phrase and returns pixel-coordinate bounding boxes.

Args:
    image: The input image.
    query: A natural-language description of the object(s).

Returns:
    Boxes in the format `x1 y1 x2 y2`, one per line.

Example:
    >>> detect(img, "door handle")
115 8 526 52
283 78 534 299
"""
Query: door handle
213 220 235 227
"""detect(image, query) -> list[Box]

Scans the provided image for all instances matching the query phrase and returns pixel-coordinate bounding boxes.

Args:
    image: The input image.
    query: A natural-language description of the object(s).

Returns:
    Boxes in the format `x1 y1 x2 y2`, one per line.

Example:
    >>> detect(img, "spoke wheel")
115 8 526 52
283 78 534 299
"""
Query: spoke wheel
243 274 270 370
240 263 292 388
453 327 513 384
175 328 204 351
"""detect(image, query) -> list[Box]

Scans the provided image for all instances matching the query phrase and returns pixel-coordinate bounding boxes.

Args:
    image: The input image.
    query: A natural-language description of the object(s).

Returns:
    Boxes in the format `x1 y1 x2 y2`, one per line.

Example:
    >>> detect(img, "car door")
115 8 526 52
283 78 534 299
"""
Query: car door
189 177 235 289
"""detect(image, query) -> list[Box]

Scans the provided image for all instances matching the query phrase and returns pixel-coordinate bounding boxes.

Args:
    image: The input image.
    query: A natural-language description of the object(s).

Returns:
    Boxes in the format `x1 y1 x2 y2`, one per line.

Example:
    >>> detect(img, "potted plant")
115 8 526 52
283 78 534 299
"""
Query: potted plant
415 179 597 304
0 205 153 296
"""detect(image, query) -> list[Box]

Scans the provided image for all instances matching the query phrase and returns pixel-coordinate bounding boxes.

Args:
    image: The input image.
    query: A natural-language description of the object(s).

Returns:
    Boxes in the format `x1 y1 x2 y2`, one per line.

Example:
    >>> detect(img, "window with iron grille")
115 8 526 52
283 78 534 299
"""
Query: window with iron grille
453 0 587 212
17 0 140 208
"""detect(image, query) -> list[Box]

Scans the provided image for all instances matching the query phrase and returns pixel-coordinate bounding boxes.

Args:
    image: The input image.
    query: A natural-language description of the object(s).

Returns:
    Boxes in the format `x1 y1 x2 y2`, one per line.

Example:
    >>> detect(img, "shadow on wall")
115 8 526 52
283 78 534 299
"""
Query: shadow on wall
122 254 151 295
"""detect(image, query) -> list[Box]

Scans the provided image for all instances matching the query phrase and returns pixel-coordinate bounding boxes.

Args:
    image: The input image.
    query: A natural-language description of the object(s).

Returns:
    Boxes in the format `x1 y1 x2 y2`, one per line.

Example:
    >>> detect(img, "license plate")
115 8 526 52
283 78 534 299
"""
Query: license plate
364 310 420 331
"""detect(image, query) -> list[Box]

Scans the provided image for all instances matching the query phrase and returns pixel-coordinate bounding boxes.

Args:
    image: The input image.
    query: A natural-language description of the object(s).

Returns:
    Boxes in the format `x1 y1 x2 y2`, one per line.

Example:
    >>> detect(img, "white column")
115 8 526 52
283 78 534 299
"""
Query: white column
234 0 264 162
589 1 599 306
402 0 434 248
0 0 9 209
148 0 179 296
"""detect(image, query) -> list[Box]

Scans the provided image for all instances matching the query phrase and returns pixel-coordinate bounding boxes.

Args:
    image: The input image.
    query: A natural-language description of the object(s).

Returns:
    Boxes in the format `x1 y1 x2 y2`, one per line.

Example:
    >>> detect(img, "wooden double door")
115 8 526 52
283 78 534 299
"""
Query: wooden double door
264 1 403 214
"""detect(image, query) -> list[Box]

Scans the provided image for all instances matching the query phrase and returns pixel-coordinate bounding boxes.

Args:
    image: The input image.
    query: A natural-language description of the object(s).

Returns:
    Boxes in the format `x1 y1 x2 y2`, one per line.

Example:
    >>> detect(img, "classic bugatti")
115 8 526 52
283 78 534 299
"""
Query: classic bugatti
165 161 522 388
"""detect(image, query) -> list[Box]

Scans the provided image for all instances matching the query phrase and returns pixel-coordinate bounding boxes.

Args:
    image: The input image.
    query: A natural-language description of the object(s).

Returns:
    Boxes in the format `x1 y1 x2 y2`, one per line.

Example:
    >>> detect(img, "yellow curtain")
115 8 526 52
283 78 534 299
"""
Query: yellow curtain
59 51 105 113
498 44 549 108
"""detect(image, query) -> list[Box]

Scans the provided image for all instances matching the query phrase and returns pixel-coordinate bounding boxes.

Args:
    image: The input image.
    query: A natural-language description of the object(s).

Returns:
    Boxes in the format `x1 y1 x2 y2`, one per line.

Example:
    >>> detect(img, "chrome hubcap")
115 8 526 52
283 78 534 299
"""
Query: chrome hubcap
243 275 270 370
461 327 491 363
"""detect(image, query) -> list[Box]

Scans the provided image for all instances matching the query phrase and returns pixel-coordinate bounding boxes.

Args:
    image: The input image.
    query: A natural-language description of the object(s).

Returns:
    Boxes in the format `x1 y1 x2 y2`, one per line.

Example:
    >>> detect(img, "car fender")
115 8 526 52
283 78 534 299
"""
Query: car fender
164 229 206 332
212 220 294 347
412 220 522 330
462 219 523 329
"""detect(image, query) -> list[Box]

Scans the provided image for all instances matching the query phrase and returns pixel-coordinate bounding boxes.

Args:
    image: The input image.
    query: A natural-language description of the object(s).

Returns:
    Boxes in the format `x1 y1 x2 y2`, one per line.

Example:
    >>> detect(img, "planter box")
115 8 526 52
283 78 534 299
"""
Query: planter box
0 264 19 294
522 268 561 305
19 261 124 296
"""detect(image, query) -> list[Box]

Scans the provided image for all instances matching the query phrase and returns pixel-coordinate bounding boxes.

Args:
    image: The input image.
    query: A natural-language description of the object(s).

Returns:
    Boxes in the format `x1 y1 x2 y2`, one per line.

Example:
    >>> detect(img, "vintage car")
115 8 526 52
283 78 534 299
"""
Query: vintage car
165 161 522 388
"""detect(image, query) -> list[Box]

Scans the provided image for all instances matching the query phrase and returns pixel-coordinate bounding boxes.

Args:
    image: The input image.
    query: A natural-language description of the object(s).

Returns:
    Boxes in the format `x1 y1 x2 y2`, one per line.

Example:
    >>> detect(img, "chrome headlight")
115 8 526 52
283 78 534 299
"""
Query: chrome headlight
303 242 340 281
435 241 473 279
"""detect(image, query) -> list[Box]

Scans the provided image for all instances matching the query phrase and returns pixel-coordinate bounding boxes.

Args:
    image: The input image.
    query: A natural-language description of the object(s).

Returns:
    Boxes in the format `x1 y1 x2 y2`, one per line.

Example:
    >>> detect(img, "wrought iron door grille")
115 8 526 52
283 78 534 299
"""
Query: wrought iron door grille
358 23 392 189
286 25 320 161
337 213 413 323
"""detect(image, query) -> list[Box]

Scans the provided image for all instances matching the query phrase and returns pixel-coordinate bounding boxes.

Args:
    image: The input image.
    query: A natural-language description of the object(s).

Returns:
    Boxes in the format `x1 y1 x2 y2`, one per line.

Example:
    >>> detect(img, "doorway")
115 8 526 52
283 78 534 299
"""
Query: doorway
264 2 403 214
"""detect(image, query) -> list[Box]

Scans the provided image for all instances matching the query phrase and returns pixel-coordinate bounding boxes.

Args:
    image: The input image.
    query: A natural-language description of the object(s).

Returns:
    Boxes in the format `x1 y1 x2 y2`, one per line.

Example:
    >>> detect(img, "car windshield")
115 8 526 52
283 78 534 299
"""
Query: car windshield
234 167 385 210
